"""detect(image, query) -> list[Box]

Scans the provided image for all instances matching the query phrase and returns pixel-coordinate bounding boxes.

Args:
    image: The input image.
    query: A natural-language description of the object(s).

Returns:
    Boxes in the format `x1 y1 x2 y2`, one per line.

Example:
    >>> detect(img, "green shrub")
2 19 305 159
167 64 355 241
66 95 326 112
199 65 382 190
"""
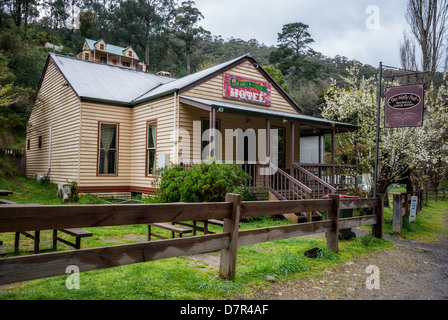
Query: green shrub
157 165 188 203
0 154 22 179
78 193 109 204
157 163 256 203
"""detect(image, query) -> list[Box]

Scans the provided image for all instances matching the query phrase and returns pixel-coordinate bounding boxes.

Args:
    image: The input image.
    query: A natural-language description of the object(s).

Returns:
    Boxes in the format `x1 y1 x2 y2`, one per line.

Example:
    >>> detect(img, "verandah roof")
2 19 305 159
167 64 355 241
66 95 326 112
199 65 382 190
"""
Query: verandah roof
179 95 358 134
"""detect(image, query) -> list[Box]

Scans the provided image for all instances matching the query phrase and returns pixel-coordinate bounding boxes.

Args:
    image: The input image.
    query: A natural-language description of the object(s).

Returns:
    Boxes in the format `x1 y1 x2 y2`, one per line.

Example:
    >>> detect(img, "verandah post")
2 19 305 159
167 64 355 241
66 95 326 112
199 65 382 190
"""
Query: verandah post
326 194 340 253
219 193 241 279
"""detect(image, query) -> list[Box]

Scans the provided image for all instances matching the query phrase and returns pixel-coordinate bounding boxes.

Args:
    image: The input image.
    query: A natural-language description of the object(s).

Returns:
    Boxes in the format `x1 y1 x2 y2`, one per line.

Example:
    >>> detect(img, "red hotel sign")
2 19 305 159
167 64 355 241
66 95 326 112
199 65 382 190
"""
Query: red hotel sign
223 73 272 106
385 84 424 128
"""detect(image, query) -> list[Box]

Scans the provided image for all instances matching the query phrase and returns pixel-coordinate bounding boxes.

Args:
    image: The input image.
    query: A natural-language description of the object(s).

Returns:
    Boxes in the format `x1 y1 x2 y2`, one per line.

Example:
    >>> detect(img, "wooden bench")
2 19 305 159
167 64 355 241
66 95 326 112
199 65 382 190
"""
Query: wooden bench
0 189 13 196
160 219 225 236
207 219 224 227
148 223 192 241
14 228 92 254
14 231 41 254
53 228 93 250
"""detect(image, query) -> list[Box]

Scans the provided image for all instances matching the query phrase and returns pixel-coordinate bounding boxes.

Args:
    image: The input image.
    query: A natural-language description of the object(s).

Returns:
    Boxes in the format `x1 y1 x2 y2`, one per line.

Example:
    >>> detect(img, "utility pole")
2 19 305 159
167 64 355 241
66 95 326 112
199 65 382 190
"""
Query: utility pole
373 62 382 198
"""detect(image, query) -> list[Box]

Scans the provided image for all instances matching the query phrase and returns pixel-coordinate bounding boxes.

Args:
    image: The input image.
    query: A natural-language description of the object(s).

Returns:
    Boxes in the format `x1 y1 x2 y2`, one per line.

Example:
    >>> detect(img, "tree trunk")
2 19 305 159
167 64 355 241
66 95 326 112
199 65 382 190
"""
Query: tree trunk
24 0 29 32
71 0 75 34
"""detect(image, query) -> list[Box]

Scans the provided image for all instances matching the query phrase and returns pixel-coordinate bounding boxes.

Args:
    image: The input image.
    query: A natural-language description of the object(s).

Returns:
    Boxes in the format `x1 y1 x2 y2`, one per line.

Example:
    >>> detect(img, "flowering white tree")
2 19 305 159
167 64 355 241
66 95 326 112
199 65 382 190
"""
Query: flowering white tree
408 77 448 199
322 63 448 197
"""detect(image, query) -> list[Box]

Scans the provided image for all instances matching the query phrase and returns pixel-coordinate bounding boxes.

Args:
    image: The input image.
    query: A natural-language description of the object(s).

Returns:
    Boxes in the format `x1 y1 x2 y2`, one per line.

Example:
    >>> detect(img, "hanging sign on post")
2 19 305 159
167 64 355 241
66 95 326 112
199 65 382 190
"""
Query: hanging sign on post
384 84 424 128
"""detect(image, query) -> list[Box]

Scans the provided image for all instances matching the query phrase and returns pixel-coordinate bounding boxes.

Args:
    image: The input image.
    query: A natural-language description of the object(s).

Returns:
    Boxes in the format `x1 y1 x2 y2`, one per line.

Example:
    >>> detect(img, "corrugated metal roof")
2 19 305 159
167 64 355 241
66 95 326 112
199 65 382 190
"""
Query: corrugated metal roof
50 53 174 104
179 95 358 131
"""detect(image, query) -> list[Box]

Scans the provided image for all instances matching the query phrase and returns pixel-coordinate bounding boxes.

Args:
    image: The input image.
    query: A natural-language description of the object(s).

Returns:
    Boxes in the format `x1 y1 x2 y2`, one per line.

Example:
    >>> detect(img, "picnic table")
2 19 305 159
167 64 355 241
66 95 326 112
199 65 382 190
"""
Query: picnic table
0 190 13 196
0 197 92 254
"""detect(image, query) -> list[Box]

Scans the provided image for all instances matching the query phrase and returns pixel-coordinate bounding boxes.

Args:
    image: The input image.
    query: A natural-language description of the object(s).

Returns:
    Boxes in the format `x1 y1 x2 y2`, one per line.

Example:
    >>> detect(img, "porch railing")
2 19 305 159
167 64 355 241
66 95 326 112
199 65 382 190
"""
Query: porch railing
292 163 336 199
265 163 312 200
295 163 357 192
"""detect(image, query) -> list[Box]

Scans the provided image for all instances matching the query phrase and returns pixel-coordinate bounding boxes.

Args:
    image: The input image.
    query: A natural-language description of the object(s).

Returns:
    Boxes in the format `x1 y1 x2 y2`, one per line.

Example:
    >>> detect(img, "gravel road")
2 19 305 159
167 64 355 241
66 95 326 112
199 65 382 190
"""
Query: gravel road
242 213 448 300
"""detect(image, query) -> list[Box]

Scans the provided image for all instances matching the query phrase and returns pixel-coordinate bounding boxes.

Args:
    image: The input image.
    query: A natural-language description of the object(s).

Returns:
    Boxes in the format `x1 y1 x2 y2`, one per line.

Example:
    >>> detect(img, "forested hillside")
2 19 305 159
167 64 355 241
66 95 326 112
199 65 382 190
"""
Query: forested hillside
0 0 377 150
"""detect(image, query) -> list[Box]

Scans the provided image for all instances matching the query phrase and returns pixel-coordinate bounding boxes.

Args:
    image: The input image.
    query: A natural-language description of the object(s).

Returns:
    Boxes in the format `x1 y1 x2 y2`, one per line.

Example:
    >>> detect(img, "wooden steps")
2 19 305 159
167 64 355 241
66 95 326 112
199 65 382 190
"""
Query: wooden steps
268 191 322 224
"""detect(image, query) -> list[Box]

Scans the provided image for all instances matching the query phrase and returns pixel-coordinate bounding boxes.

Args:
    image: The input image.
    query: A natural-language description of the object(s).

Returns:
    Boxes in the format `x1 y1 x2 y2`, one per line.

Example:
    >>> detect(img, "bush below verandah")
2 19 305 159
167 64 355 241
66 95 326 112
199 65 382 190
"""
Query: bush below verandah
155 162 256 203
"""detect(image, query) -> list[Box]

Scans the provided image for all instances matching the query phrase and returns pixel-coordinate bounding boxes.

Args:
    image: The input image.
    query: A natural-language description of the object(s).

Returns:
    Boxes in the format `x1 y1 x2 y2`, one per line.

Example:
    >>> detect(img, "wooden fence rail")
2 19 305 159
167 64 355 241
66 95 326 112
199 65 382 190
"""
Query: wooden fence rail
0 194 384 285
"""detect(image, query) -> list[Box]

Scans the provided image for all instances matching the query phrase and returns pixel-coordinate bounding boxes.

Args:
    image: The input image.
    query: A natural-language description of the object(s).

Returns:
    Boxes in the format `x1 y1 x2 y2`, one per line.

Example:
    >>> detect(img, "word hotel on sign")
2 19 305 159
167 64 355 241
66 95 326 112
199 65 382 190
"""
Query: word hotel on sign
229 88 268 104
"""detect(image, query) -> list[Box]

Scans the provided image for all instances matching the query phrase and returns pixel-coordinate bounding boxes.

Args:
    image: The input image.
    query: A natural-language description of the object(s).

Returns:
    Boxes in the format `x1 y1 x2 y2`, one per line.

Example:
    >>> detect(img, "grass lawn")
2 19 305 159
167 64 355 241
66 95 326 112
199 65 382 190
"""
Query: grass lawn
382 197 448 242
0 177 446 300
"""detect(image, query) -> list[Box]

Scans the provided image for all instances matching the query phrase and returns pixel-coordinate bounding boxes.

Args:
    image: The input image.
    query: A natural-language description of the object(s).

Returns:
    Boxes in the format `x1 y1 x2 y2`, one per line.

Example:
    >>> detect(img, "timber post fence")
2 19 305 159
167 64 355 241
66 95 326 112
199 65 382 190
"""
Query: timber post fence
0 194 384 285
392 191 423 234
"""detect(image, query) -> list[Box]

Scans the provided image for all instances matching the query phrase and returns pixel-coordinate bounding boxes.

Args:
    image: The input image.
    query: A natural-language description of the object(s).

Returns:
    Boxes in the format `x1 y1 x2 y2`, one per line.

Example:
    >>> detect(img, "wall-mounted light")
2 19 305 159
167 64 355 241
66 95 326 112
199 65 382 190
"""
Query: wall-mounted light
62 82 69 87
282 119 288 123
218 107 224 113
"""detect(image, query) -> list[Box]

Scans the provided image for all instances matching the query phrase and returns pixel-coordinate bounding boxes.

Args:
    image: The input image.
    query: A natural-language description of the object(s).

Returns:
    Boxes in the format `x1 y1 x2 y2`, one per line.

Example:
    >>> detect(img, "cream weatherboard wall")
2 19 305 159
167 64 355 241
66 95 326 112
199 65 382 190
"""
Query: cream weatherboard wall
77 96 176 193
26 60 81 184
77 102 132 191
130 97 176 191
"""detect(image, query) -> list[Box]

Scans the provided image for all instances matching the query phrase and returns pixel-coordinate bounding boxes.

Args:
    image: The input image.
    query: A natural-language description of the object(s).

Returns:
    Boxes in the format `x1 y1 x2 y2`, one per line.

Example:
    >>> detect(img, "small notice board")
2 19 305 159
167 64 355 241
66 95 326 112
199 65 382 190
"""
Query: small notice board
409 196 418 222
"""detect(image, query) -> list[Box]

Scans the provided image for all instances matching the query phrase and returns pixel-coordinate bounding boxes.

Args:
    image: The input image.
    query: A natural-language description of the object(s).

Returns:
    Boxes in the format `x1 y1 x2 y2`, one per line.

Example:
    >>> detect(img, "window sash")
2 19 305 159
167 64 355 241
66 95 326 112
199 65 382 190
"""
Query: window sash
98 123 118 175
147 149 156 175
147 122 156 175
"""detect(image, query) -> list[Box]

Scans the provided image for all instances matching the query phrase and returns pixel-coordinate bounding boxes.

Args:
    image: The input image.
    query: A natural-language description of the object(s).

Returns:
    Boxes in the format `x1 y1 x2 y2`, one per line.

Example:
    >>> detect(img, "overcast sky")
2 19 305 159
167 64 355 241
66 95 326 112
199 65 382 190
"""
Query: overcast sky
193 0 409 68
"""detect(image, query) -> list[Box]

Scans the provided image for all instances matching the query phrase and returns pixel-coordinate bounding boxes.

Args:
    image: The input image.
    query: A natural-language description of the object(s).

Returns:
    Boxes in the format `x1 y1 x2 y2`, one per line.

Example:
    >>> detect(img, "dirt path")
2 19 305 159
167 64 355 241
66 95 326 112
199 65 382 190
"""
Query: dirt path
240 213 448 300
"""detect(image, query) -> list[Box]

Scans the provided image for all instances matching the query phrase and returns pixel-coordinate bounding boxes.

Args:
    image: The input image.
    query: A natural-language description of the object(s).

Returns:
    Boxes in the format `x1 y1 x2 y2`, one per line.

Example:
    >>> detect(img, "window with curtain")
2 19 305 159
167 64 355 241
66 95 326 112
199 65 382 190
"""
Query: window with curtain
98 123 118 175
147 121 157 175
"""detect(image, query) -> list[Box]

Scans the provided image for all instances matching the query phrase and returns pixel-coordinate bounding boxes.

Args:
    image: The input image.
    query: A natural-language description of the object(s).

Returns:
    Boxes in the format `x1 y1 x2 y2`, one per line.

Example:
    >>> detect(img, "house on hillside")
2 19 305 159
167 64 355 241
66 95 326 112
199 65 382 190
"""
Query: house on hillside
26 52 358 201
76 38 147 72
